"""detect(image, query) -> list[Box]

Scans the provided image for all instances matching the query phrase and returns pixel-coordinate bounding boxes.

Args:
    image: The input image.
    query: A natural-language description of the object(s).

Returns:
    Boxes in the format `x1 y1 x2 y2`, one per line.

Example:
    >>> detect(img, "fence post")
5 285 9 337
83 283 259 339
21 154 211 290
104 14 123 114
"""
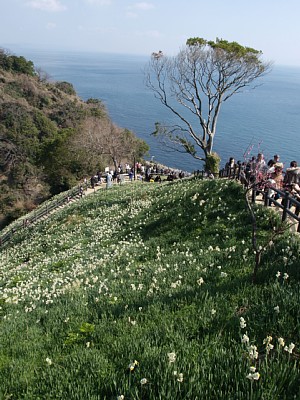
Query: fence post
252 187 256 203
233 166 236 179
281 191 290 222
237 165 242 181
264 188 271 207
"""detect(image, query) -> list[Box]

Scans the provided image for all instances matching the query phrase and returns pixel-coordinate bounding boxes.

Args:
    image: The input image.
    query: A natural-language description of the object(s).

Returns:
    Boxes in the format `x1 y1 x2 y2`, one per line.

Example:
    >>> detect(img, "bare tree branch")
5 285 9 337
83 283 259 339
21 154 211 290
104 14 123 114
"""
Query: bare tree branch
145 38 272 166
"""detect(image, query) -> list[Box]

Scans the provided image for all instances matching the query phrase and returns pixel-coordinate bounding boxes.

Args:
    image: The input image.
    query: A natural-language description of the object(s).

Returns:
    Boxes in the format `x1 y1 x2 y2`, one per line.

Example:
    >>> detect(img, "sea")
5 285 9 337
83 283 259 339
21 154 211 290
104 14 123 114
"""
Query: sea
9 47 300 172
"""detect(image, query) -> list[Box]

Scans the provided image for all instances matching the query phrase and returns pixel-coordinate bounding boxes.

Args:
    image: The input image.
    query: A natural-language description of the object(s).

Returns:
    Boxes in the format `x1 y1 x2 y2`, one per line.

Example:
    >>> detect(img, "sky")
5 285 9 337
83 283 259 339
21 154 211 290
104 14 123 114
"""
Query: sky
1 0 300 66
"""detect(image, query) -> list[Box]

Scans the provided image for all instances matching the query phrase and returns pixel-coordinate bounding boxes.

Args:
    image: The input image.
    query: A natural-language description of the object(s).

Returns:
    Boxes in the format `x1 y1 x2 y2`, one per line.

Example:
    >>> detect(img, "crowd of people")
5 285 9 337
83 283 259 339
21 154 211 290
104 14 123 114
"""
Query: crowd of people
81 162 190 193
224 153 300 202
80 154 300 206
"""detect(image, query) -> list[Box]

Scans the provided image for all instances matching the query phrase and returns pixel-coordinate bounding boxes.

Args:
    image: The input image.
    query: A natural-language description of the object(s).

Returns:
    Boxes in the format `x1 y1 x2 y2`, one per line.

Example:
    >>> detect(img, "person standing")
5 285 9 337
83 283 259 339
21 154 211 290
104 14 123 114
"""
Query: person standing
90 175 95 189
284 161 300 185
128 170 134 182
106 171 112 189
268 154 283 169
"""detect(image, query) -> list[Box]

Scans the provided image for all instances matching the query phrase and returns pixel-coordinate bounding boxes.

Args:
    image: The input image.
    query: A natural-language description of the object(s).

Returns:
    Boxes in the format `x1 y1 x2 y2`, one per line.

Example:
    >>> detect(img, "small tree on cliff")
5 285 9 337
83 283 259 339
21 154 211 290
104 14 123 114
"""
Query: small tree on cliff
146 38 271 169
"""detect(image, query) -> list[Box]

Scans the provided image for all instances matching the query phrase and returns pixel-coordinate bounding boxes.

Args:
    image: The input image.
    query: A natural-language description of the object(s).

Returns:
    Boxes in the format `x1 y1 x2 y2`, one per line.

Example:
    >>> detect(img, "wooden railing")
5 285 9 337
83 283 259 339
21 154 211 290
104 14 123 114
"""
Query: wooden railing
0 185 83 248
252 187 300 232
219 165 244 180
1 168 299 249
0 175 135 249
219 166 300 233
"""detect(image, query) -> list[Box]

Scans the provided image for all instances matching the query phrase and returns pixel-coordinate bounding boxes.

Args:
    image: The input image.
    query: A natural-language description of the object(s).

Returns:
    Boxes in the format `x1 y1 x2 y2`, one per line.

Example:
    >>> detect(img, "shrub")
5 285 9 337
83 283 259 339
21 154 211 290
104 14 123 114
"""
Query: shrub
55 81 76 96
205 151 221 174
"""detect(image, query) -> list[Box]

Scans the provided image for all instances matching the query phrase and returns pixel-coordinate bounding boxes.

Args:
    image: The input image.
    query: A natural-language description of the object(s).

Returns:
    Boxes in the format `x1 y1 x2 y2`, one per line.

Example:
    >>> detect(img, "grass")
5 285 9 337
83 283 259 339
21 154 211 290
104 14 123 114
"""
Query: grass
0 178 299 399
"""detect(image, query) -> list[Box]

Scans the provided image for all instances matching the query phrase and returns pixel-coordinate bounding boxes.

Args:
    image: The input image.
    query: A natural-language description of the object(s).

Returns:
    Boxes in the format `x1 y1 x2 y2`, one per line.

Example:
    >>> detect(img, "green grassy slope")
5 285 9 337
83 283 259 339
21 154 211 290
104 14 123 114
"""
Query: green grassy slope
0 178 299 399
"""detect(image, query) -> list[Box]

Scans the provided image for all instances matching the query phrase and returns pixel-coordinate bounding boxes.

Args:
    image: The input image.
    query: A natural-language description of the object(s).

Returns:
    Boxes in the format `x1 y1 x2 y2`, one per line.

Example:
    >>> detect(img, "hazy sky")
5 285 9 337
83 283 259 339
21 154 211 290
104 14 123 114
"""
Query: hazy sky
2 0 300 66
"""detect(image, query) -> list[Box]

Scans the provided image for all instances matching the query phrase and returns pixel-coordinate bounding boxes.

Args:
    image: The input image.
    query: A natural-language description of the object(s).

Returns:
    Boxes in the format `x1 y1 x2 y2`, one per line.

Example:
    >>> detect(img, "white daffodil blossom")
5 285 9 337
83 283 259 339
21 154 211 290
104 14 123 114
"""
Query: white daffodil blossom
284 343 295 354
241 334 249 344
263 336 273 345
274 305 280 313
240 317 247 329
128 360 139 371
266 343 274 353
248 345 258 360
197 277 204 286
168 352 176 363
247 372 260 381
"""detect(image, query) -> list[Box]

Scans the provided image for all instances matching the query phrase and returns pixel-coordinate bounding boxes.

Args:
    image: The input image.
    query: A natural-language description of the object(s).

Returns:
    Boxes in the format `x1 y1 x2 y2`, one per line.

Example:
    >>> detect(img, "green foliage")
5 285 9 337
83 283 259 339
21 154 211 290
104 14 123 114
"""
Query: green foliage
40 128 80 193
178 137 196 156
208 38 261 55
64 322 95 346
205 152 221 173
0 50 148 227
186 37 207 47
3 81 25 99
10 56 35 75
135 137 150 160
49 99 86 127
0 179 299 398
33 110 58 141
0 50 35 76
187 37 261 57
123 128 150 159
0 103 58 164
85 98 106 118
55 81 76 96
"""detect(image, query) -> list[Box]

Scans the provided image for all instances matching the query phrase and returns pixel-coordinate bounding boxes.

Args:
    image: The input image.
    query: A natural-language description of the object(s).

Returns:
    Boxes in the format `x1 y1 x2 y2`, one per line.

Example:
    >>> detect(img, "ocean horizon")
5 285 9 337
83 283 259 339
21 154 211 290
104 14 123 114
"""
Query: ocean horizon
6 47 300 172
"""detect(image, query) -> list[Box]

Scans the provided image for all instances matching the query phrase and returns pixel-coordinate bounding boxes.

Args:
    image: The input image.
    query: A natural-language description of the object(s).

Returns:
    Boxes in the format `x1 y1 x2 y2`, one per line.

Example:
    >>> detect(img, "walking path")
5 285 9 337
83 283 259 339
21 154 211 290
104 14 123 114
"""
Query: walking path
29 179 300 236
87 179 299 235
1 176 298 249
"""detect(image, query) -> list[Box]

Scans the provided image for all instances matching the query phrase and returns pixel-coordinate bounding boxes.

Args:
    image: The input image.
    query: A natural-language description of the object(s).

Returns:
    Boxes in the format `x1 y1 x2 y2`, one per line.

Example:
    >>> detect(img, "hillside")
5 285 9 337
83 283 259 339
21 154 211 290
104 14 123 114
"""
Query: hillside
0 49 148 229
0 178 299 399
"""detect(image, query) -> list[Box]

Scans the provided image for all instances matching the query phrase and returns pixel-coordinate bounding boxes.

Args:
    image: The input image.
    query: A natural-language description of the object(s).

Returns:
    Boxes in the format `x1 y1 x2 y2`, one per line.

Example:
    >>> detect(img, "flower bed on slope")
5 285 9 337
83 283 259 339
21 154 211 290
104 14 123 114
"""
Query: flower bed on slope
0 179 299 399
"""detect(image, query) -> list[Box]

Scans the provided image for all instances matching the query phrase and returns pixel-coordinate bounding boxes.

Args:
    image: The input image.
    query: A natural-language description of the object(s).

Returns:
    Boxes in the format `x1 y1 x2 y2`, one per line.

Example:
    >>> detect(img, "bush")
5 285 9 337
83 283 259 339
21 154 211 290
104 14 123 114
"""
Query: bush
55 81 76 96
0 52 35 76
205 152 221 174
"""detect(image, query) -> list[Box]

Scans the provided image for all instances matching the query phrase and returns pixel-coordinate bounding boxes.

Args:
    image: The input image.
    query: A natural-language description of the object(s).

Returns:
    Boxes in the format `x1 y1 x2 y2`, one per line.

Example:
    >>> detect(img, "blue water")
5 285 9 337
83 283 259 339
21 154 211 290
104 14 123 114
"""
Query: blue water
14 48 300 171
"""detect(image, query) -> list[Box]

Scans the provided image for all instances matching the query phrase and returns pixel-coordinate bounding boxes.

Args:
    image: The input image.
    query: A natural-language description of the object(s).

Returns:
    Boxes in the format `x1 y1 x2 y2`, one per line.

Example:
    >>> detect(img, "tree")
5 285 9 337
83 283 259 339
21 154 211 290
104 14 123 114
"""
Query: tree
0 49 35 76
74 117 149 171
146 38 271 167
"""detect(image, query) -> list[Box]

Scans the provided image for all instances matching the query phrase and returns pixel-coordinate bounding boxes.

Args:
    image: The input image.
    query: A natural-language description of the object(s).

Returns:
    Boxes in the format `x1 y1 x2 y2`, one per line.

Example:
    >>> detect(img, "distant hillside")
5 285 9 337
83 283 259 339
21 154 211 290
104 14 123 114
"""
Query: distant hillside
0 48 148 228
